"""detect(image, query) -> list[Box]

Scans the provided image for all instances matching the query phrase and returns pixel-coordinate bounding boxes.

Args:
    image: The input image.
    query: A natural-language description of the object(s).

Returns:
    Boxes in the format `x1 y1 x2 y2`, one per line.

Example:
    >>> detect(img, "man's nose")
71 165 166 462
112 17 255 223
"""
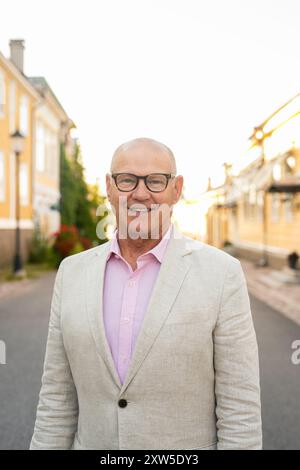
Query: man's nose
131 179 151 199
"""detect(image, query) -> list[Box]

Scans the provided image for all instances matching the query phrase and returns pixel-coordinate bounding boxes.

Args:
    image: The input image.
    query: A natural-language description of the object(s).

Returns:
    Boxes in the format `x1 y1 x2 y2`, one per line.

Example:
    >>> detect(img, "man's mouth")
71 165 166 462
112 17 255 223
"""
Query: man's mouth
127 205 158 215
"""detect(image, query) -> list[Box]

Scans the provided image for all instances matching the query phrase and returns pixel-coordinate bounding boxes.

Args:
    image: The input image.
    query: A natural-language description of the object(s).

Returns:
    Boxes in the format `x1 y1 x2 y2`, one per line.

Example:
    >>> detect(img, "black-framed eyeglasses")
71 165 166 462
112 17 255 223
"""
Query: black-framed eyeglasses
111 173 176 193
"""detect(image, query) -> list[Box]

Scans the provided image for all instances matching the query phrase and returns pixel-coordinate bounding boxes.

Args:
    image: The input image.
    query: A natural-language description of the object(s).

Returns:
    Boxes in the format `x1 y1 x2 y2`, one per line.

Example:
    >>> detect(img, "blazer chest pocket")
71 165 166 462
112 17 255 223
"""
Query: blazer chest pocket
158 310 214 356
164 309 211 325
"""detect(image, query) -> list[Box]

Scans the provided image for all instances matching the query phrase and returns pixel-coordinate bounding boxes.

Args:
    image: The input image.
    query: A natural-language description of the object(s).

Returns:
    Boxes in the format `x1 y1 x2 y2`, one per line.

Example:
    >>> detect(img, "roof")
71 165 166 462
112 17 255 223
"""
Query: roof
0 50 39 100
250 154 287 191
28 76 69 120
269 177 300 193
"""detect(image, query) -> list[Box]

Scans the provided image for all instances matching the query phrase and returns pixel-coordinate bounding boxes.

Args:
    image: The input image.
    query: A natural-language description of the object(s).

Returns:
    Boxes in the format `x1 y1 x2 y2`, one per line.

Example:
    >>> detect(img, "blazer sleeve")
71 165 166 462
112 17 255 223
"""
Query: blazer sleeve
213 258 262 450
30 259 79 450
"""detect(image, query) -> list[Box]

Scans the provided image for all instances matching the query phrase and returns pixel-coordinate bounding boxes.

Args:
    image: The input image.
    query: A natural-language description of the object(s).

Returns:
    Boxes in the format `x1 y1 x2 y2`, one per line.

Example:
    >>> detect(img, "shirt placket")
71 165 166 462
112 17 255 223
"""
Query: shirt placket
117 272 140 383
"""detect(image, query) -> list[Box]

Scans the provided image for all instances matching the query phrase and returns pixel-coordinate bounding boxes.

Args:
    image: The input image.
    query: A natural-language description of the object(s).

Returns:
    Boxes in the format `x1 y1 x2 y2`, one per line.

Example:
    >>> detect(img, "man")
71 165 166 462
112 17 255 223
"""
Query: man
30 137 262 450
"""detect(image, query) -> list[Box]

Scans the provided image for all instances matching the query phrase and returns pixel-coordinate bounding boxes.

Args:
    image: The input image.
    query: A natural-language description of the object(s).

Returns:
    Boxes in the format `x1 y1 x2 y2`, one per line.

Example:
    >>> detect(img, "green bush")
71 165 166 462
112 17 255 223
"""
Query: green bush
29 226 62 268
69 241 84 256
28 228 49 263
44 245 62 269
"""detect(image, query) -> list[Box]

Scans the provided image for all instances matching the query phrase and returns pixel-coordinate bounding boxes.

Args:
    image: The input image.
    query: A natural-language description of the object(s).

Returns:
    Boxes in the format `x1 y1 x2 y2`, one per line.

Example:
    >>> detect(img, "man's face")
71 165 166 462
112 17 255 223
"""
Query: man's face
106 144 183 239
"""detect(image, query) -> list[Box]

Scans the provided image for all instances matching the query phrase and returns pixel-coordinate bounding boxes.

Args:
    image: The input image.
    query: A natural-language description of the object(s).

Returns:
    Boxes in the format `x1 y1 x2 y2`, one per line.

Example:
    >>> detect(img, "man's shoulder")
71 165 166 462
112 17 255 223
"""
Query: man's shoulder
180 235 240 270
59 240 111 269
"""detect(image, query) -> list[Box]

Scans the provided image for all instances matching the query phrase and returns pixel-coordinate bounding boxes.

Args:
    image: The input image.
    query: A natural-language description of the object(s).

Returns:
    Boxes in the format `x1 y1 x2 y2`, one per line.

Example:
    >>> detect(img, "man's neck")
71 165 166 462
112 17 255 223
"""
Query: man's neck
117 224 171 268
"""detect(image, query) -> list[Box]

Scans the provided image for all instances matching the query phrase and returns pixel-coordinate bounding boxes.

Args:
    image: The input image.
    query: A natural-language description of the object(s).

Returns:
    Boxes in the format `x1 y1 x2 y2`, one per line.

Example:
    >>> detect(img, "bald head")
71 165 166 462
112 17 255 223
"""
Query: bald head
110 137 177 174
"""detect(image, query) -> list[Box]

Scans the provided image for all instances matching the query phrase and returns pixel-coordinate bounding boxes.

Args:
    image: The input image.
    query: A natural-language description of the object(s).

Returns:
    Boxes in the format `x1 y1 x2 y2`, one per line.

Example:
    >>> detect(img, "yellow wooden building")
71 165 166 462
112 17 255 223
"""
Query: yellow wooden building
28 76 72 240
205 94 300 269
0 41 39 267
0 39 73 268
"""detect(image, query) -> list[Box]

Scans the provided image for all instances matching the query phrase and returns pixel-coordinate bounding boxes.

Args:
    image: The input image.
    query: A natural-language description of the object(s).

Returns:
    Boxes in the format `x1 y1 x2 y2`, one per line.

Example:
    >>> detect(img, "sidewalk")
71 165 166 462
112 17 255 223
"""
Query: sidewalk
240 258 300 326
0 278 39 300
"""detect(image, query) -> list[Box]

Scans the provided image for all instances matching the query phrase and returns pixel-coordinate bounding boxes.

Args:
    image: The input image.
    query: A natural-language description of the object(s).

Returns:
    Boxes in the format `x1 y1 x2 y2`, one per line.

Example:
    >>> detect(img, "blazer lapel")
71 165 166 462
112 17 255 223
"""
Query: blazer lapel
85 241 123 389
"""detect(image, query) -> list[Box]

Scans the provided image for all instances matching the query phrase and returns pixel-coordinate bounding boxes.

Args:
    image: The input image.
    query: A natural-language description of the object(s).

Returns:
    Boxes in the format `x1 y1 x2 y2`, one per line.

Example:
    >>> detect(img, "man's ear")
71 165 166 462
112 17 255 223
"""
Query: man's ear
173 175 184 203
106 173 112 200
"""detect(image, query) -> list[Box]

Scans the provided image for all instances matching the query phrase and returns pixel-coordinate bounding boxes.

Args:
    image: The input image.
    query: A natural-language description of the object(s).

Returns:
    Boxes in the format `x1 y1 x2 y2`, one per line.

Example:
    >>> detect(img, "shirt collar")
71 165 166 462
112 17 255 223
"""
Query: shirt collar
107 223 173 264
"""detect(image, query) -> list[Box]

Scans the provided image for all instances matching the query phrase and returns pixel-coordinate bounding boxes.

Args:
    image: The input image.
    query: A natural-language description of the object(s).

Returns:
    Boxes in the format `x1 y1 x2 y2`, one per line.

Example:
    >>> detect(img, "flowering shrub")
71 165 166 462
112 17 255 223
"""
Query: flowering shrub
79 236 93 251
51 224 93 259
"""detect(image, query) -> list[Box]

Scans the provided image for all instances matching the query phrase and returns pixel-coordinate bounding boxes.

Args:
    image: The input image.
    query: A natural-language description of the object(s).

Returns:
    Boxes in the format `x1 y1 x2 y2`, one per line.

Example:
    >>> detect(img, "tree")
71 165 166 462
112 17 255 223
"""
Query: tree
59 141 108 246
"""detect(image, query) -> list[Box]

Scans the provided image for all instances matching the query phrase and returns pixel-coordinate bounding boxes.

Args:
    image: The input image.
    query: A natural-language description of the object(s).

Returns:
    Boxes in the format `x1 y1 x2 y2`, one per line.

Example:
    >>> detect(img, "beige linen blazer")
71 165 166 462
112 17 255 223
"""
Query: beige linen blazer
30 226 262 450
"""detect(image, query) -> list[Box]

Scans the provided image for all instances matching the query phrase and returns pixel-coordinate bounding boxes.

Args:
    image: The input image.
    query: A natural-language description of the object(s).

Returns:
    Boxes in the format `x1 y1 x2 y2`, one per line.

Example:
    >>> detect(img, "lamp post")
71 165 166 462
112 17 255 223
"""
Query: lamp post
254 127 269 267
10 129 25 276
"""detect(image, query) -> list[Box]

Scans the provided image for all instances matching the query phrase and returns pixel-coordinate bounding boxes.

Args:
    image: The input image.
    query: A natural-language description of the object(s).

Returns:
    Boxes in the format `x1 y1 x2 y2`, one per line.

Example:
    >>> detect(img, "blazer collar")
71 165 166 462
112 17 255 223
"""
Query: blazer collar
107 223 174 264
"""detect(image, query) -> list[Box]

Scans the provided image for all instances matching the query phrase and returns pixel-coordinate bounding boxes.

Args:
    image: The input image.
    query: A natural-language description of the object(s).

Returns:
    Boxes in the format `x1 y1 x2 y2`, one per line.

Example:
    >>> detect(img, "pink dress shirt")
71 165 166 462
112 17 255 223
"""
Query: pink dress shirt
103 224 173 385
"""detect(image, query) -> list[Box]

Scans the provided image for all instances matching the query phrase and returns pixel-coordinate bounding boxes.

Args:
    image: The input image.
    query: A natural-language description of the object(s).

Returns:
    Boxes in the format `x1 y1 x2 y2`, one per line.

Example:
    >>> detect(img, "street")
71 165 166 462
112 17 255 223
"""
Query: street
0 272 299 450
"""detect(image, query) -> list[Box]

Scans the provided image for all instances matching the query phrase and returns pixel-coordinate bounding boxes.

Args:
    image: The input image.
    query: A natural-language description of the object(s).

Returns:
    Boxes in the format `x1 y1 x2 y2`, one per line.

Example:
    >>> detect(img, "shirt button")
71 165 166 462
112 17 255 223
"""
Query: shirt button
118 399 127 408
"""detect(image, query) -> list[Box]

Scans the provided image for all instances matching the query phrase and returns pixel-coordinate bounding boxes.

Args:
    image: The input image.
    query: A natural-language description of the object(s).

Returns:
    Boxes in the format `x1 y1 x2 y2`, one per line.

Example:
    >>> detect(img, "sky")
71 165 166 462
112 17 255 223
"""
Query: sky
2 0 300 199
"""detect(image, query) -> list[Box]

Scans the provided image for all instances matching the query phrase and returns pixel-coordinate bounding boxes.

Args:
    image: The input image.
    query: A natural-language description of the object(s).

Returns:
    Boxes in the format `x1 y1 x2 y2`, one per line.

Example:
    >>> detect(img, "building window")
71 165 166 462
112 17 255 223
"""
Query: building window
285 156 296 176
0 151 5 201
9 80 16 133
19 162 29 206
243 193 249 219
9 152 15 219
50 131 58 177
0 69 6 118
45 128 51 174
272 163 282 182
243 189 257 219
249 184 257 219
283 193 293 222
257 190 264 222
45 129 58 177
36 123 45 172
271 193 280 222
19 95 29 136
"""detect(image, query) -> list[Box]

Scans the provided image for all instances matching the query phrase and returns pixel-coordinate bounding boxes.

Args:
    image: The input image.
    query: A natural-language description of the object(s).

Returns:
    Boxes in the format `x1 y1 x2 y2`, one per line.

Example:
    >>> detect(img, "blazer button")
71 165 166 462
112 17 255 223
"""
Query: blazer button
118 399 127 408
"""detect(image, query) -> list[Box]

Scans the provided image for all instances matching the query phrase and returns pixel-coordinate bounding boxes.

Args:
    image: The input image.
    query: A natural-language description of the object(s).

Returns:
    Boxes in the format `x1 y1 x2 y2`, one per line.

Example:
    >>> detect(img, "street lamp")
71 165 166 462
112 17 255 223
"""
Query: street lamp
252 127 269 267
254 128 264 142
10 129 26 276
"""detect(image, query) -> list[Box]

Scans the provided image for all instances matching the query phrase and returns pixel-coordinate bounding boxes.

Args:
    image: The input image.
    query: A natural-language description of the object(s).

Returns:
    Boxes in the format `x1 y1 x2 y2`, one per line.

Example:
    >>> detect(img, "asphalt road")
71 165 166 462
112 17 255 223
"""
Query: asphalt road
0 272 299 449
